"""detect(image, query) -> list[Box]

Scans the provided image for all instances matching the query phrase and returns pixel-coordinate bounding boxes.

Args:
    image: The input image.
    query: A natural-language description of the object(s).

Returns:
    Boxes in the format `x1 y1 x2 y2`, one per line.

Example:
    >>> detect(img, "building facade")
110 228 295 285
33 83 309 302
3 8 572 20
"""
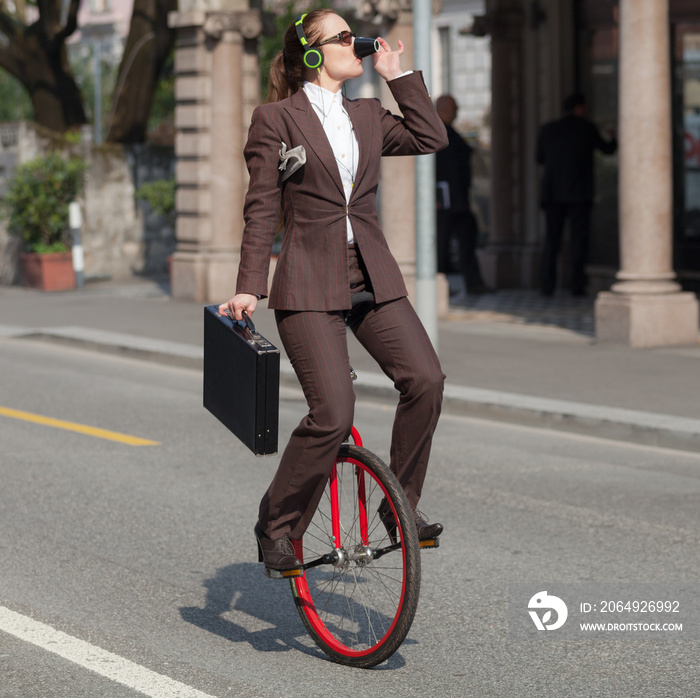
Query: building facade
168 0 698 345
449 0 698 345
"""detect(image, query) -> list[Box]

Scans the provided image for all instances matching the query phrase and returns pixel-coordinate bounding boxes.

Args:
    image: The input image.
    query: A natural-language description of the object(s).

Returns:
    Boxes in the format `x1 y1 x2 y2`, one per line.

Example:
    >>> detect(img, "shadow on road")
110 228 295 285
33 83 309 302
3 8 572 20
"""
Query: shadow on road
180 561 410 669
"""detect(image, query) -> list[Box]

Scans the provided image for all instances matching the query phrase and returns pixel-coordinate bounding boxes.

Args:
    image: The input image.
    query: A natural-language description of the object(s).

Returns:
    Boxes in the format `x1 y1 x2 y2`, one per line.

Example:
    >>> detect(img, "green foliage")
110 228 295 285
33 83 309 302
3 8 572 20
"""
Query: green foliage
135 178 176 218
32 241 73 254
0 70 33 121
148 50 175 130
2 153 88 252
64 129 82 145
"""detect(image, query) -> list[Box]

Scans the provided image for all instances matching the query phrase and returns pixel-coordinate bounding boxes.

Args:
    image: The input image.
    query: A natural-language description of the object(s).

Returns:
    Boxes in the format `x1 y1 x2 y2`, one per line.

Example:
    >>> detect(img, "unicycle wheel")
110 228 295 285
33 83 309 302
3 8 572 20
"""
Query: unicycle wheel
290 444 421 668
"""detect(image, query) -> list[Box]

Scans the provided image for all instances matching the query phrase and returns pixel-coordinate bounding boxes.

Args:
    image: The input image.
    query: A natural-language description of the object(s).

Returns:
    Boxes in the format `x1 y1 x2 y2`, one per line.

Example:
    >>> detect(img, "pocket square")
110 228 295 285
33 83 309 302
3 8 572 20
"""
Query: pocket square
278 141 306 181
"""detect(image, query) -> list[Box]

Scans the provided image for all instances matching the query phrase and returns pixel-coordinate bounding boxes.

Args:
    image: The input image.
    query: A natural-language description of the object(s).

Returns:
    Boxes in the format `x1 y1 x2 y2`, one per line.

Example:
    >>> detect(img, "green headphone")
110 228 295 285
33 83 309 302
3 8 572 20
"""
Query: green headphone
295 13 323 70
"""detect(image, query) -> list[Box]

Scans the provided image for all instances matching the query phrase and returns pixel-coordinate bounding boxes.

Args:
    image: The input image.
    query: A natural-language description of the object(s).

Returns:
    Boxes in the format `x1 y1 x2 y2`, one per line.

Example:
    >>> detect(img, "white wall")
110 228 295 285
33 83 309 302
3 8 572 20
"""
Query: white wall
432 0 491 135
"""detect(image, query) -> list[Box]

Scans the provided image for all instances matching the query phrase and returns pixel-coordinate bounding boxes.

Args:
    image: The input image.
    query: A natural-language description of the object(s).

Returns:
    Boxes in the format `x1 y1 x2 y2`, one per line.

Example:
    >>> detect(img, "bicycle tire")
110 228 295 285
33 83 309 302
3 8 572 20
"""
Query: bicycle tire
290 443 421 668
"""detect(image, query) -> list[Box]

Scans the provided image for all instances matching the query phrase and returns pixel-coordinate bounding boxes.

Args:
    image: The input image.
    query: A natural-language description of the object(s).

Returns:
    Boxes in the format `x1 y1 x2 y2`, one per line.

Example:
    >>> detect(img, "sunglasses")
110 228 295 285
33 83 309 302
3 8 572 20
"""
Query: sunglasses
316 30 356 47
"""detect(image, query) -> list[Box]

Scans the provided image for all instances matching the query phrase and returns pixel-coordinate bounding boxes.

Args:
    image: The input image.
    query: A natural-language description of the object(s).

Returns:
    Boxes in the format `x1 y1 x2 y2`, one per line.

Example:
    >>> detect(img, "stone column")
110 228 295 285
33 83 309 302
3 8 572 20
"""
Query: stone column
595 0 698 347
376 4 418 302
168 1 263 303
477 1 535 289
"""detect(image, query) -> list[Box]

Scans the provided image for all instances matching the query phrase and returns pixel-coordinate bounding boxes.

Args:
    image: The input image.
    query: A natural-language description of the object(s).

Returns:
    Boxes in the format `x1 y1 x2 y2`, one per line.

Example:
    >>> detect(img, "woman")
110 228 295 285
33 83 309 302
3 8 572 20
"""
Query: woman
219 9 449 574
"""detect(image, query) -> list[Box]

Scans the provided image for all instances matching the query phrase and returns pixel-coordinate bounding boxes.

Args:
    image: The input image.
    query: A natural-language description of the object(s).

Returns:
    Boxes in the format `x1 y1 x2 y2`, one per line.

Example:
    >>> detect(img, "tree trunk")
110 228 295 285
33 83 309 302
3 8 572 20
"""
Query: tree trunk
26 34 87 132
106 0 176 143
0 15 87 133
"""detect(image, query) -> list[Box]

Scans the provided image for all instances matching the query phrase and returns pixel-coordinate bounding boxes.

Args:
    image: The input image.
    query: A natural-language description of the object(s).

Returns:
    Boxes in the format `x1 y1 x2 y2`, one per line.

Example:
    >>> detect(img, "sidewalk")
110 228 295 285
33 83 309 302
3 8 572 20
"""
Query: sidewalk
2 276 700 452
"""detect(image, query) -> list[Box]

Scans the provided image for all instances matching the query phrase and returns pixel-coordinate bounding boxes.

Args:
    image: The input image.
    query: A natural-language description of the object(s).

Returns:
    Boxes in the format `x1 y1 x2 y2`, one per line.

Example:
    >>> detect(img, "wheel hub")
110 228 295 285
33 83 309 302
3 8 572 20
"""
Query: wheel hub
329 545 374 569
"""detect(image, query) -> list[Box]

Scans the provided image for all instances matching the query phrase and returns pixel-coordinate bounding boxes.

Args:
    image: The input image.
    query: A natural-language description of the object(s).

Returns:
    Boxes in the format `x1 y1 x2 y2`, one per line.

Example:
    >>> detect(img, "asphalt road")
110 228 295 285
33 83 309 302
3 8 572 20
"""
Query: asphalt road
1 338 699 697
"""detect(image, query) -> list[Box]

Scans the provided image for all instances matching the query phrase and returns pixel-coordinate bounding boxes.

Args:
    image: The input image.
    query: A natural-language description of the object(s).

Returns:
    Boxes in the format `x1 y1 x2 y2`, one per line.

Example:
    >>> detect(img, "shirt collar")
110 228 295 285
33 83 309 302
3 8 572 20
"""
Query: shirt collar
303 81 342 119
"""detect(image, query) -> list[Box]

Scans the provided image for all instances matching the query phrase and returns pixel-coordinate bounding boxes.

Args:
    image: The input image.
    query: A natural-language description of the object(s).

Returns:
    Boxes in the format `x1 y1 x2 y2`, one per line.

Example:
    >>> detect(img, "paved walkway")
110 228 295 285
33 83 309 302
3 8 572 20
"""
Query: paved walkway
1 276 700 452
451 288 595 335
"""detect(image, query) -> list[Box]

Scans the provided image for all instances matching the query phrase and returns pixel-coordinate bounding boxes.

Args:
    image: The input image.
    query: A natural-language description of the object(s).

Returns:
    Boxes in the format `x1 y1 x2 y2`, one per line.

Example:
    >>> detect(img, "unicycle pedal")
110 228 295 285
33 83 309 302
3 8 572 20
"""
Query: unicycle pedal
419 538 440 549
264 566 304 580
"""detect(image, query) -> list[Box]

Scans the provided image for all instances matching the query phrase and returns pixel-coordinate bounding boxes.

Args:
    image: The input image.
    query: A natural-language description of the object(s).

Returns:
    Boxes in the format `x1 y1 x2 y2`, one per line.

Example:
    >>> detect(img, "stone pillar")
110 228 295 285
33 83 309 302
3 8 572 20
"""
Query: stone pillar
377 5 418 303
478 1 537 289
168 1 263 303
595 0 698 347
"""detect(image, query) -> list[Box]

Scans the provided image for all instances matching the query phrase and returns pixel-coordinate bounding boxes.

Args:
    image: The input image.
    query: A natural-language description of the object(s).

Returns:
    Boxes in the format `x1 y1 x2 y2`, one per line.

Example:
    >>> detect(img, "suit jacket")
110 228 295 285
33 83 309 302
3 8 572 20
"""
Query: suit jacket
235 71 448 311
536 114 617 206
435 122 473 213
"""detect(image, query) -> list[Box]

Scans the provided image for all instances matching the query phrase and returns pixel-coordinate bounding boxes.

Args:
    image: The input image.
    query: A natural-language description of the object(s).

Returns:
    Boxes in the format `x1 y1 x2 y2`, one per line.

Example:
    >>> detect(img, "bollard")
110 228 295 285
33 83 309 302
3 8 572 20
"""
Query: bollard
69 202 84 289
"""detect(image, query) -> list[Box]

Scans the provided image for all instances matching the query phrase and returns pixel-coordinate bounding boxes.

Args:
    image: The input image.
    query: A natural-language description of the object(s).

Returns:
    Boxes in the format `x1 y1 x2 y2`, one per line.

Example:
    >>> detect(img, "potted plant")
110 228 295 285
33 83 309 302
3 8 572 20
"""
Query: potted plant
2 152 87 290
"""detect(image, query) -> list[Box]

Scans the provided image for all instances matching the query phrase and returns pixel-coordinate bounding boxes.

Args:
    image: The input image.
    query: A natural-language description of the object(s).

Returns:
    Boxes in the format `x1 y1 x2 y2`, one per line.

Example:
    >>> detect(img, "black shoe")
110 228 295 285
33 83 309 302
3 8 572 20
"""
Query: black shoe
412 509 444 541
378 501 443 545
254 524 303 578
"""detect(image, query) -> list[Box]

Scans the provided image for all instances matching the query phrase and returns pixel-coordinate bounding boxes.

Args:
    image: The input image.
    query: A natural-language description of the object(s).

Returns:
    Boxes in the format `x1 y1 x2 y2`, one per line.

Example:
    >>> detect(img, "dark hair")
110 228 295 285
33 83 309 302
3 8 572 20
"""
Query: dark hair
266 9 335 104
562 92 586 114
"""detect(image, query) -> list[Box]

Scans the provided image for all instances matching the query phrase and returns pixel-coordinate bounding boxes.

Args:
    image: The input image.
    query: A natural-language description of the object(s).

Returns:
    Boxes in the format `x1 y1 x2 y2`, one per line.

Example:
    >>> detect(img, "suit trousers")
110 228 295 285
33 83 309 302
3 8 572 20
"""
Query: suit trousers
437 209 485 292
258 257 445 541
541 202 592 295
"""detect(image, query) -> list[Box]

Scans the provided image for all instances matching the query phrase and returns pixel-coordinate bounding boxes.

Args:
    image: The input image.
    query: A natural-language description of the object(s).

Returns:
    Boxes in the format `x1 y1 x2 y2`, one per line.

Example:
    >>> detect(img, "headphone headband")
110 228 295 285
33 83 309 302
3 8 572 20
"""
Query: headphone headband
295 13 308 47
295 13 323 70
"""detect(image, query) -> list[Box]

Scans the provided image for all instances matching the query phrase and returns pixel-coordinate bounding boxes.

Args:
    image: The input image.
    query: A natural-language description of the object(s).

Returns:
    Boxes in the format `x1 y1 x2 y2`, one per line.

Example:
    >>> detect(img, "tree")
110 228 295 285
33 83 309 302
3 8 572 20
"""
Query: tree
106 0 177 143
0 0 87 132
0 0 175 143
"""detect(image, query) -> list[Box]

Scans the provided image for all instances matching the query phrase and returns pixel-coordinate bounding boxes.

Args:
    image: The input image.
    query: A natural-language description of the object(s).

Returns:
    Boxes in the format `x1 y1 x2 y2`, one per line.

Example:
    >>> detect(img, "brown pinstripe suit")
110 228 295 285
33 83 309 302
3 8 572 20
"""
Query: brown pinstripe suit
234 72 449 540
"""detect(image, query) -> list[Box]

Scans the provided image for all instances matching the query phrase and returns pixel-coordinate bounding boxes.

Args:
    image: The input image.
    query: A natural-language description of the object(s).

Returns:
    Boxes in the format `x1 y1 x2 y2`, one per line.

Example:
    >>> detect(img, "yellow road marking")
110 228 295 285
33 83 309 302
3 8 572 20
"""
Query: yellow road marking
0 406 160 446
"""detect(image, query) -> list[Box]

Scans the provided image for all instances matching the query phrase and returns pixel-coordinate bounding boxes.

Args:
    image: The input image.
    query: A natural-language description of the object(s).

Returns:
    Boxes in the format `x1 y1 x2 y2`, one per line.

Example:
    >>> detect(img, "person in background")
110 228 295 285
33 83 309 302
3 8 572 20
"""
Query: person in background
536 92 617 297
435 94 490 301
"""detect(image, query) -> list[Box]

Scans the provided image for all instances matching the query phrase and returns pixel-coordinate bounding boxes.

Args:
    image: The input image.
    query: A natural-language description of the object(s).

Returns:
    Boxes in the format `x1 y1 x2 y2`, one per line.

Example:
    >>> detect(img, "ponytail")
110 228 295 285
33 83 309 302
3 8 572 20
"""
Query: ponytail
266 51 298 104
265 9 334 104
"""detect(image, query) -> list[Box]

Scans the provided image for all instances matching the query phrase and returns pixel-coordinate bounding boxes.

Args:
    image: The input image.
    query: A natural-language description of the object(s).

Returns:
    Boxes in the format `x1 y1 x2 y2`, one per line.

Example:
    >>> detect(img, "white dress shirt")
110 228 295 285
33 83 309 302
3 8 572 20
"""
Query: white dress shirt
303 81 359 244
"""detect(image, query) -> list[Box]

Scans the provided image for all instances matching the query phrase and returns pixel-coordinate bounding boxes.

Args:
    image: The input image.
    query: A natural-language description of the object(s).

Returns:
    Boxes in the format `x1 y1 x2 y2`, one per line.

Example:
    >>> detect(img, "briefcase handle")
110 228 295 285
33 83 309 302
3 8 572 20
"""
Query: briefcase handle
223 308 258 336
241 310 257 333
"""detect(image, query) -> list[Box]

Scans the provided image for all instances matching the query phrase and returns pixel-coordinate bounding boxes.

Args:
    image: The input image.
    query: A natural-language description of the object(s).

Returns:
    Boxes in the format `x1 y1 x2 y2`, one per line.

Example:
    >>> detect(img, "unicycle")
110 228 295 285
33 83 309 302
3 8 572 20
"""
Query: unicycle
289 426 422 668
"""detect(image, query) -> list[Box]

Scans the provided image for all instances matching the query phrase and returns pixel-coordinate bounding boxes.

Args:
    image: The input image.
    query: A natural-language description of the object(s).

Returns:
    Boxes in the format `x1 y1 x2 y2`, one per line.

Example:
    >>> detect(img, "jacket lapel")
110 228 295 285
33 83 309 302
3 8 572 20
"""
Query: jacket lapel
344 97 372 201
284 90 344 198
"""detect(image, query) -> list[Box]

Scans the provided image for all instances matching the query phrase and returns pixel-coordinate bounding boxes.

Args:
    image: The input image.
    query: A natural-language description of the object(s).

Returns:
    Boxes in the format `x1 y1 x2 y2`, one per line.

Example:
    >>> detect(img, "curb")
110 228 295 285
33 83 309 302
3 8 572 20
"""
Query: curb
6 326 700 454
15 327 203 371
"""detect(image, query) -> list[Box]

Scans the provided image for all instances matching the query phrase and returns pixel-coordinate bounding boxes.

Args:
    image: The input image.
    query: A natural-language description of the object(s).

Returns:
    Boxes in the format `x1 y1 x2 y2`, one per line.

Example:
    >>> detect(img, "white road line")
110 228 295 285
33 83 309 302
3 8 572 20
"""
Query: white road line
0 606 217 698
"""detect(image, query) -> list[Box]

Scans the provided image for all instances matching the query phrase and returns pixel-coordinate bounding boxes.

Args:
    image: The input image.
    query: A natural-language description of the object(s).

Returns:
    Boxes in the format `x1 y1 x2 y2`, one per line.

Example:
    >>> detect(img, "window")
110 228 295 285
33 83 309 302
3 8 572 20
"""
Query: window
438 26 451 96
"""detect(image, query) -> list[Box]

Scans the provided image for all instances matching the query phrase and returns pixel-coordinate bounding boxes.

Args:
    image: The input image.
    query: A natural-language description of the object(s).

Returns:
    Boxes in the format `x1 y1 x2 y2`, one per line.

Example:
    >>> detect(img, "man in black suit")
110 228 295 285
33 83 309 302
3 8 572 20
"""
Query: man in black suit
435 94 488 300
537 93 617 296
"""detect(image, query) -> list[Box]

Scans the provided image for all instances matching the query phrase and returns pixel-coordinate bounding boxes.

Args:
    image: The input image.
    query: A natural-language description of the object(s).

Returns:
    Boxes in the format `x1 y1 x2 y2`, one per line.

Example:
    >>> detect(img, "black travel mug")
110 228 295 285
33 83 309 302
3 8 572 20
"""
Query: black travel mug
354 37 380 59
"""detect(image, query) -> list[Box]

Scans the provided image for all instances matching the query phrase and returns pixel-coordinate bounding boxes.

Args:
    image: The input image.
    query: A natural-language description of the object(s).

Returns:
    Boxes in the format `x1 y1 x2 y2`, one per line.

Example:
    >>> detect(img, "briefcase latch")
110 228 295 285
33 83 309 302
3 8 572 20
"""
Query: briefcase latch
240 311 274 348
219 309 275 349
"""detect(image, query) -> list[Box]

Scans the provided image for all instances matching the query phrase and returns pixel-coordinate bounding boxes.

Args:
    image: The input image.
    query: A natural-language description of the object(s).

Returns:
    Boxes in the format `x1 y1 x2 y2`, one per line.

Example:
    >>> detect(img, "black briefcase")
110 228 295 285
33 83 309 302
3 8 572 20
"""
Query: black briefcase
203 305 280 455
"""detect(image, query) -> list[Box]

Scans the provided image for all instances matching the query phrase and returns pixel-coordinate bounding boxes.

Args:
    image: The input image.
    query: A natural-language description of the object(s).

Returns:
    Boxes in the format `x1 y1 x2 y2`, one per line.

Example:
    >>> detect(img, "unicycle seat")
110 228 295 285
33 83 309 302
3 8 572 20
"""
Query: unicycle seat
344 290 375 325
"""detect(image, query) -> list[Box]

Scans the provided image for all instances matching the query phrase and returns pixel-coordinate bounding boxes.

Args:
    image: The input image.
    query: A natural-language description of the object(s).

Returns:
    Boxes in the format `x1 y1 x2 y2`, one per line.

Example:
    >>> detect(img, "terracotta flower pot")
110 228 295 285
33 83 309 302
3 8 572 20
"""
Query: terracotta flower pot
20 252 76 291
